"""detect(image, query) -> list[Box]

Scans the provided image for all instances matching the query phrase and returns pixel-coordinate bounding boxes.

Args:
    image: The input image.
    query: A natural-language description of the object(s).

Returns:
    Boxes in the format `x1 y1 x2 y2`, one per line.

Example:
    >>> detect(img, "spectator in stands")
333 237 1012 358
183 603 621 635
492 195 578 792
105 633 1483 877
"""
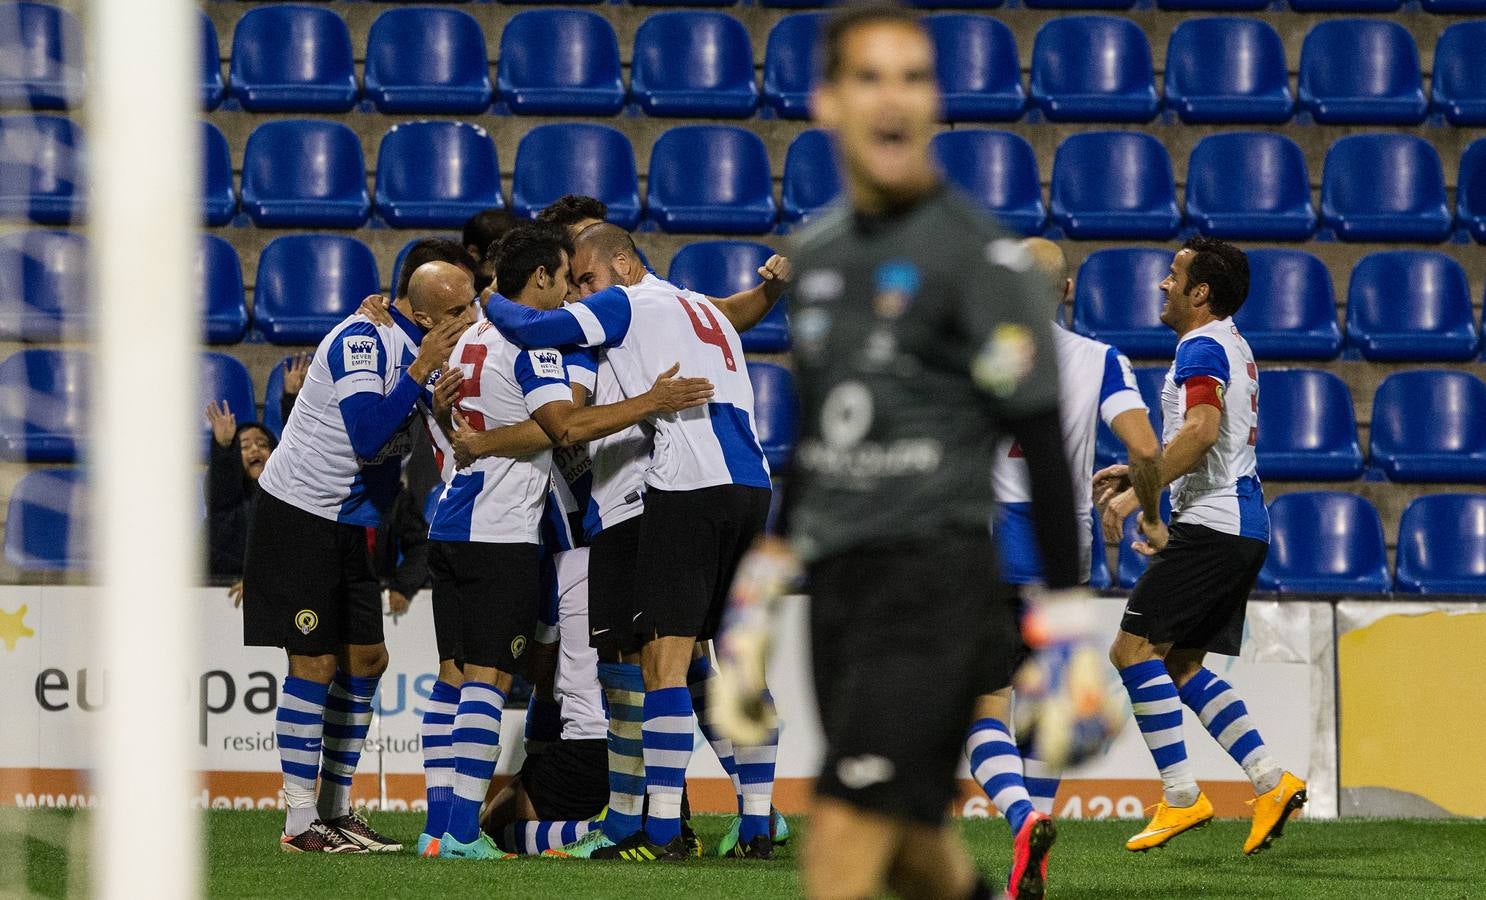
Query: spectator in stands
536 194 608 240
462 208 516 290
204 401 276 601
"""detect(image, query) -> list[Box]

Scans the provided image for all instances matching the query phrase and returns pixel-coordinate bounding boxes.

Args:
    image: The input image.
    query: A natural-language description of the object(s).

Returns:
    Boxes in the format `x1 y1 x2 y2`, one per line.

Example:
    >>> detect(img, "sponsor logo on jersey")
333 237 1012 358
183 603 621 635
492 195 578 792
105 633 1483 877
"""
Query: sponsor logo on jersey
799 269 843 303
529 349 565 380
343 336 378 373
872 260 920 319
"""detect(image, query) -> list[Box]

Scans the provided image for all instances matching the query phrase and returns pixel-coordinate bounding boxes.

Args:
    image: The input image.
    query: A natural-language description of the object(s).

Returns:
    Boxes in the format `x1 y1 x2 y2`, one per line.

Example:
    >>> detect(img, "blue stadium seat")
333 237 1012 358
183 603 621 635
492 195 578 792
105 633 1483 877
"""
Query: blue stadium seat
1094 364 1166 467
390 238 421 305
1320 135 1451 243
1117 493 1171 589
1026 0 1134 10
262 355 293 441
1255 369 1364 480
228 5 357 113
1051 132 1180 240
1030 17 1157 123
748 362 798 471
669 241 789 352
1345 252 1478 362
201 121 235 226
240 120 369 228
1186 133 1314 240
0 348 83 461
254 235 379 345
0 2 83 109
1164 19 1291 124
200 352 256 452
763 13 825 120
498 11 625 116
509 124 641 229
0 230 85 342
1459 140 1486 244
1431 24 1486 127
781 129 840 225
1235 250 1342 361
926 15 1025 122
907 0 1005 8
0 114 84 224
4 467 86 571
375 121 501 229
198 234 247 345
199 10 224 111
632 12 758 118
931 130 1044 235
647 126 776 235
1290 0 1400 11
1370 371 1486 482
1088 514 1112 590
365 9 491 114
1259 493 1388 594
1422 0 1486 11
1396 495 1486 594
1298 20 1426 126
1159 0 1267 10
1072 249 1176 358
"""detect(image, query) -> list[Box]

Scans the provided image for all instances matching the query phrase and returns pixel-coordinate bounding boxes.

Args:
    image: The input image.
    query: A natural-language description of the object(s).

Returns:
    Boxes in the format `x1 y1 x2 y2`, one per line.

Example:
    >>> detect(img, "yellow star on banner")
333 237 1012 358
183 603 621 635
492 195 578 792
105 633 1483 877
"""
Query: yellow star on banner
0 605 35 651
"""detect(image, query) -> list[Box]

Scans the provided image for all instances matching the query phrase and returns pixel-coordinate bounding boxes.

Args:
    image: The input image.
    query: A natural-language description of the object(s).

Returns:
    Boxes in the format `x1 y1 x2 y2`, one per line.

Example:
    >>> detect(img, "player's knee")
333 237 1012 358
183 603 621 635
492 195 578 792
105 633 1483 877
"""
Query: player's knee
346 643 389 678
288 652 337 684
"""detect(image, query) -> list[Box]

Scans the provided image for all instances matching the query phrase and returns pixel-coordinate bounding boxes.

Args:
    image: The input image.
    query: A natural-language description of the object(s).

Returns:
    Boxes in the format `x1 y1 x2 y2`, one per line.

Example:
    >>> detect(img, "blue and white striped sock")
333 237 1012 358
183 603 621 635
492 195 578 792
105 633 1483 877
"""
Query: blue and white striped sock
688 657 742 811
1178 668 1282 794
420 679 460 840
966 717 1035 835
499 819 594 855
446 681 506 844
597 662 647 843
641 686 694 846
735 689 779 844
1120 660 1199 808
1023 756 1061 816
317 672 378 822
277 676 327 837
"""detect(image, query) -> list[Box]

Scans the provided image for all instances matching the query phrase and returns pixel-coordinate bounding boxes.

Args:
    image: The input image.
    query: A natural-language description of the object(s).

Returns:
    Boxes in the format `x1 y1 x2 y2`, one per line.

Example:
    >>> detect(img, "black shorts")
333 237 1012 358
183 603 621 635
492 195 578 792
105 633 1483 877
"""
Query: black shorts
808 531 1017 827
427 541 463 665
1122 523 1268 657
432 540 541 672
634 484 771 642
587 515 643 657
519 738 609 822
981 581 1032 694
242 491 383 655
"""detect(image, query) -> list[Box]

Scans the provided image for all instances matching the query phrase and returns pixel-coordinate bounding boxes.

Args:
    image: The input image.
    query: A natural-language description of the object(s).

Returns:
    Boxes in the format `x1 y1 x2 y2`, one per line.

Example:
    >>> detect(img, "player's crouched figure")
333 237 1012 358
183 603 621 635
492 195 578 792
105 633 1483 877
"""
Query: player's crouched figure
1096 237 1306 857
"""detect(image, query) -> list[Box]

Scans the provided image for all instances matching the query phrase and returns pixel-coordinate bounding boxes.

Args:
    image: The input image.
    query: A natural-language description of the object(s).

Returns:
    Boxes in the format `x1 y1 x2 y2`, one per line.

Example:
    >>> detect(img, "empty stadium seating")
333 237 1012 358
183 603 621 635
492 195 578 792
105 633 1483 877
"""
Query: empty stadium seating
1072 249 1177 358
509 124 641 228
1298 20 1427 126
1258 493 1389 594
925 14 1025 122
1395 494 1486 594
239 119 370 228
1255 369 1364 480
632 12 758 118
0 348 84 462
0 230 85 343
0 114 84 224
0 2 83 110
262 354 293 440
647 126 776 234
1234 250 1343 360
497 11 625 116
763 13 824 120
201 121 235 227
747 362 798 470
1320 134 1452 242
198 234 247 345
1163 18 1292 124
1094 364 1165 467
1292 0 1402 11
668 241 790 352
1345 252 1479 362
375 121 501 229
931 130 1045 235
364 8 492 115
1051 132 1180 239
1185 133 1315 240
228 5 357 113
780 128 840 224
1030 17 1157 123
1430 23 1486 127
199 10 224 111
200 352 256 453
1370 371 1486 482
1422 0 1486 10
1159 0 1267 12
1117 494 1171 589
253 235 379 344
4 467 85 571
1458 139 1486 243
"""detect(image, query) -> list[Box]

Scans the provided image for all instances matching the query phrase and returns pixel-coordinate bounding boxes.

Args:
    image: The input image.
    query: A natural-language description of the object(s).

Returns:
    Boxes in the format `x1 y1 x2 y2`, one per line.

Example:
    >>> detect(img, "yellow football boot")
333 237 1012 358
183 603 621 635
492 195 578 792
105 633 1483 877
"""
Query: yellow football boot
1244 771 1307 855
1125 792 1214 852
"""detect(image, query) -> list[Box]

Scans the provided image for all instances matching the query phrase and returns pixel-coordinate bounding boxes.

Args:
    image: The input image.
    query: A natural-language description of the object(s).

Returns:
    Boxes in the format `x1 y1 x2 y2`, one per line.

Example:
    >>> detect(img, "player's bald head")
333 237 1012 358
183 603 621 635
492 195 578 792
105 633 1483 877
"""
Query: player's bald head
407 260 474 318
571 222 644 293
1021 238 1071 305
574 222 636 263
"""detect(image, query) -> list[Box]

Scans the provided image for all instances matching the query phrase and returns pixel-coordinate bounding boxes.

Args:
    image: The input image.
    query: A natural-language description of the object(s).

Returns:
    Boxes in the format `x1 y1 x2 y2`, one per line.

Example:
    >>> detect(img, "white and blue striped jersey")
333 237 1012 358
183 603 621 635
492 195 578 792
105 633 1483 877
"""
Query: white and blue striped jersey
484 272 771 494
259 307 428 527
1162 318 1268 542
541 349 599 553
427 320 571 544
993 327 1147 584
583 355 651 539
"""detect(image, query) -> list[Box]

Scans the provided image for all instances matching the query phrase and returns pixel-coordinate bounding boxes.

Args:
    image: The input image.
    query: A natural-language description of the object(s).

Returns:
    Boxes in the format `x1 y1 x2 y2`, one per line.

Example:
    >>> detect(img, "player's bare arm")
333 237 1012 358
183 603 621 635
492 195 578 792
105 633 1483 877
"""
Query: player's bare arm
1111 407 1164 532
528 363 714 448
710 254 792 333
1097 404 1219 551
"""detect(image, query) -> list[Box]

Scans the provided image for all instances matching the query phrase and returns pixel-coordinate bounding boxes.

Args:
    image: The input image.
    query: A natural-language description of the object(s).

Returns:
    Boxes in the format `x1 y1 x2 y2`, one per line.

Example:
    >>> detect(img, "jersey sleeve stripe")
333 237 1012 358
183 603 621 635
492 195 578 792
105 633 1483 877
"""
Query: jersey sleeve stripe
524 382 574 414
1099 389 1148 426
567 303 610 347
1173 336 1230 386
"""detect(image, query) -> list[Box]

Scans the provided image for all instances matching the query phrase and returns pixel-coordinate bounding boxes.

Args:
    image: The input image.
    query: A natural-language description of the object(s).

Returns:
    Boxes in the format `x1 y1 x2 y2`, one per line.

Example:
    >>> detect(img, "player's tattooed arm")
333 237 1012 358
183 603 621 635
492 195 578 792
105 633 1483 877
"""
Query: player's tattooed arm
709 255 792 334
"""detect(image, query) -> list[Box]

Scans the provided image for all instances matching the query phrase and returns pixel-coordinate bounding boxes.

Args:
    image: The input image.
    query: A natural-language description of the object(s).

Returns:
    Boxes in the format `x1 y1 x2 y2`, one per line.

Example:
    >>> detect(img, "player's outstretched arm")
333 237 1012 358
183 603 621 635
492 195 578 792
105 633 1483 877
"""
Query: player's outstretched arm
710 255 792 333
528 364 713 447
484 289 631 350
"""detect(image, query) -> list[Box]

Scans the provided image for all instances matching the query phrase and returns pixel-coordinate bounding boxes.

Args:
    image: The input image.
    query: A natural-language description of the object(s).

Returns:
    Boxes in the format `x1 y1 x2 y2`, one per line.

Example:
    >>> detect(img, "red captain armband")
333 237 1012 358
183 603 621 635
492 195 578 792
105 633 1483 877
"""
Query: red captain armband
1184 375 1224 411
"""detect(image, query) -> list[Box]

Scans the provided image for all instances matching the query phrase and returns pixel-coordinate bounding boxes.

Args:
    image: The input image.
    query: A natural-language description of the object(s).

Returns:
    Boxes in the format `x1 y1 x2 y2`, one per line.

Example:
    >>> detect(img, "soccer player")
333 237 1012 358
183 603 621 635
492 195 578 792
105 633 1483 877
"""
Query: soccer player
968 237 1163 897
1094 237 1306 855
243 262 471 853
723 7 1084 898
536 194 609 239
482 223 785 862
462 208 516 289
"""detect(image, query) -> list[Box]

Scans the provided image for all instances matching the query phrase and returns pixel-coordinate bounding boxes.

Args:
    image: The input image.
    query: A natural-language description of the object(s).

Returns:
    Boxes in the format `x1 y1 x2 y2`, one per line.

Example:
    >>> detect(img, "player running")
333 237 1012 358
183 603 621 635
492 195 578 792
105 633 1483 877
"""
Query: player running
1095 237 1306 856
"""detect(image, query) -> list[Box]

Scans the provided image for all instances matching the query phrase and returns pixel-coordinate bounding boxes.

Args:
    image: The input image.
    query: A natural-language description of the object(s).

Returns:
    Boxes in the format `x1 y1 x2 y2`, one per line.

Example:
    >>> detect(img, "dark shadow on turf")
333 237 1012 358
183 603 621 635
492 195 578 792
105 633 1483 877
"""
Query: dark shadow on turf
25 833 70 899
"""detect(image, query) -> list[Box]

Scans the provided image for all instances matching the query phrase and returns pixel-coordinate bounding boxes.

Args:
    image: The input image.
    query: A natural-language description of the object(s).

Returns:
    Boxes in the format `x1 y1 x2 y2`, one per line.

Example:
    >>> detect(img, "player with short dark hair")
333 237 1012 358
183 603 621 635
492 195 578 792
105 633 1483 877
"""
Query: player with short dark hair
536 194 609 235
462 208 517 290
1095 236 1306 857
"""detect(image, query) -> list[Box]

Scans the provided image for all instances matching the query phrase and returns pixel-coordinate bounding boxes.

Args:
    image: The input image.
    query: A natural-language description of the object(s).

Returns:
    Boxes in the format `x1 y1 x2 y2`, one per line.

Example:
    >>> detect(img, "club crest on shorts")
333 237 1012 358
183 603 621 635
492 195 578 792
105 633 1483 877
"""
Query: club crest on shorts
511 635 527 659
295 610 319 635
